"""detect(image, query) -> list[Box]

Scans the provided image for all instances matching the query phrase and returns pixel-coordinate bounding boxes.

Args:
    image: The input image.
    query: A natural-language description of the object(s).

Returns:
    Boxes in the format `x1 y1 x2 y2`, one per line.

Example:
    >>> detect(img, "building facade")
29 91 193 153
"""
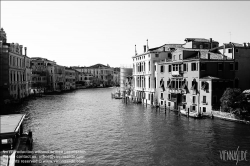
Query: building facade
54 65 65 91
65 67 76 90
132 43 183 105
156 38 250 115
0 28 31 101
72 64 116 87
30 57 56 93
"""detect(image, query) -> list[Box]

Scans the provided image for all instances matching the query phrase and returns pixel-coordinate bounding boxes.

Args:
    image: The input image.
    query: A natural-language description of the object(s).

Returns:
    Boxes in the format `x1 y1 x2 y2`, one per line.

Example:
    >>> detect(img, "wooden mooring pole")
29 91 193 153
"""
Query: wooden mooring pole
165 103 166 114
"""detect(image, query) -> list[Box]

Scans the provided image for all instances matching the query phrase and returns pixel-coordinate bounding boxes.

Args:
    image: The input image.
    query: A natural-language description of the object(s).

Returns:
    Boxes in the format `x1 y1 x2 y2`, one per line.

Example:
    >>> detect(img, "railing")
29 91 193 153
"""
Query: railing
169 88 182 94
171 71 183 76
202 101 208 105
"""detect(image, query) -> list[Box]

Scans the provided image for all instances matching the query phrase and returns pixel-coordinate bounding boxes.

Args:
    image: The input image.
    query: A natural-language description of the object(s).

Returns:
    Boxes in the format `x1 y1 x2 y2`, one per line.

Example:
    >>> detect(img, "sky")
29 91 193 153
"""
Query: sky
1 1 250 68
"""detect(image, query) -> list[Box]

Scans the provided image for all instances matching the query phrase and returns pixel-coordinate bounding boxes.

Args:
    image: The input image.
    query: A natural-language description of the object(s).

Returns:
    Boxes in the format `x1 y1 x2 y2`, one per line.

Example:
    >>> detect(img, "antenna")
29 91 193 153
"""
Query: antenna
135 45 137 55
147 39 149 50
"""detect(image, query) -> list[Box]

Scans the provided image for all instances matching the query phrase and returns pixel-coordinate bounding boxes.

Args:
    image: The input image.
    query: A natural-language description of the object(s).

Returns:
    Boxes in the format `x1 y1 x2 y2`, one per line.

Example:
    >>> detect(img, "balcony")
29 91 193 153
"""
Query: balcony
202 101 208 105
169 88 182 94
171 71 183 77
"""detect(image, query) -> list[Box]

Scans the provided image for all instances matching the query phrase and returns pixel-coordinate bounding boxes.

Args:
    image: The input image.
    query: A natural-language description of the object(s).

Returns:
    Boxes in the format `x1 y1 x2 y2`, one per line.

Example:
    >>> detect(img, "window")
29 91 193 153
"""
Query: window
192 96 196 104
200 45 203 49
154 77 156 88
203 96 206 103
149 77 150 88
182 95 186 102
168 102 171 106
168 53 171 59
203 107 206 112
154 65 156 71
192 106 196 111
148 61 150 71
183 64 187 71
193 45 197 49
168 93 171 100
148 94 150 100
228 49 232 53
191 79 197 90
201 63 206 71
161 101 163 105
236 49 239 53
191 63 197 71
160 65 164 73
179 54 182 60
155 54 159 58
235 62 238 70
229 63 234 71
168 65 172 72
218 63 223 71
161 93 163 99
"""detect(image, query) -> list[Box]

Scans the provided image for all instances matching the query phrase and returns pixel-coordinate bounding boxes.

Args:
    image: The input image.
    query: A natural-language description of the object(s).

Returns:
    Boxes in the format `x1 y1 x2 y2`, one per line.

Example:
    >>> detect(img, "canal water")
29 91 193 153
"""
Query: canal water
8 88 250 165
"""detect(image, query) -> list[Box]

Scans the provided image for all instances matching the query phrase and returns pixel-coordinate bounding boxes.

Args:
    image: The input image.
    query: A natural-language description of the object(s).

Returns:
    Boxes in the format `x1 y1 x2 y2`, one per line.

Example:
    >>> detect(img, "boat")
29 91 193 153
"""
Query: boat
111 89 123 99
180 109 202 118
0 114 33 166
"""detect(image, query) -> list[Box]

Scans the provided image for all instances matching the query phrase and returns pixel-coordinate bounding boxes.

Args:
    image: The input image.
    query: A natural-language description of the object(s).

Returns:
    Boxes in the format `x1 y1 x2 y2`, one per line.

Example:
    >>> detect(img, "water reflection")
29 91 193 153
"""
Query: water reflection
3 88 250 165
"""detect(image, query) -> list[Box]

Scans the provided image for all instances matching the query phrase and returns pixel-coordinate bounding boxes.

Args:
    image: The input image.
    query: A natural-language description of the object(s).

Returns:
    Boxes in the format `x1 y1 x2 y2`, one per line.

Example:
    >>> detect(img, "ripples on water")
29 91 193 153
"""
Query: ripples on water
12 88 250 165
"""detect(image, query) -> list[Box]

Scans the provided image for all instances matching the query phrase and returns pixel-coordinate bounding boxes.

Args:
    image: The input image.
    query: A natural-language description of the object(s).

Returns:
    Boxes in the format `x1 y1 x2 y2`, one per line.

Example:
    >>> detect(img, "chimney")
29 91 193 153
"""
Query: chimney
243 43 246 47
210 38 213 49
144 45 146 52
223 44 225 55
20 45 23 55
147 39 149 51
24 47 27 56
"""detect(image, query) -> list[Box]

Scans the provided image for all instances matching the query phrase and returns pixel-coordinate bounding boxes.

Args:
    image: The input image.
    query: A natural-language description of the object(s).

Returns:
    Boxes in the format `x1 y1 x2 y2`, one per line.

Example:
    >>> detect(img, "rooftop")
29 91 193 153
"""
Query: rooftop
89 63 109 68
148 44 183 51
200 51 226 60
184 38 219 43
